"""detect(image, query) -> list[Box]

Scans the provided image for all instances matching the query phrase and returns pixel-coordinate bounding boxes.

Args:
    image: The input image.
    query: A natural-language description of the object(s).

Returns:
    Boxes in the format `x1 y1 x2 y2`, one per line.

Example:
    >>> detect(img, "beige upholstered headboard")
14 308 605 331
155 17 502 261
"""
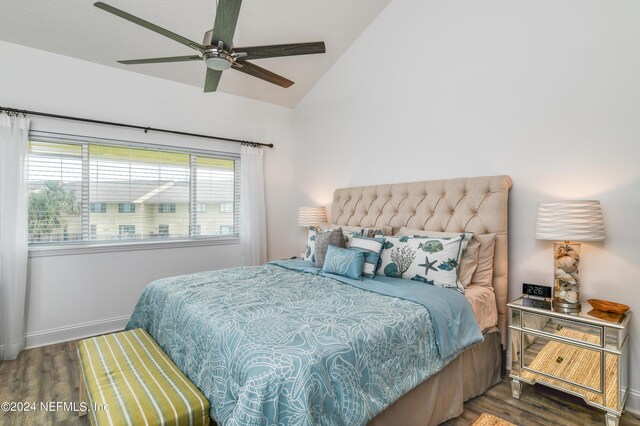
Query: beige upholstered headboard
330 175 512 347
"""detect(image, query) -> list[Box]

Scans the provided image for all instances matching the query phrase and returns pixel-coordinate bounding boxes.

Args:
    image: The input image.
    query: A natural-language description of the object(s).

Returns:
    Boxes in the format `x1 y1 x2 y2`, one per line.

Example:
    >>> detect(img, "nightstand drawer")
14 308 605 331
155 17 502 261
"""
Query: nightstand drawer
521 331 603 393
522 311 603 347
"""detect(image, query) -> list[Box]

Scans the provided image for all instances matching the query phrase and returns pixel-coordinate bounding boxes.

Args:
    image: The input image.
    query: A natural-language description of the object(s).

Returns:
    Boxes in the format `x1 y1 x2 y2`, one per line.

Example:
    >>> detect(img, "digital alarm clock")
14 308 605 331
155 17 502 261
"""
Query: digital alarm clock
522 283 552 299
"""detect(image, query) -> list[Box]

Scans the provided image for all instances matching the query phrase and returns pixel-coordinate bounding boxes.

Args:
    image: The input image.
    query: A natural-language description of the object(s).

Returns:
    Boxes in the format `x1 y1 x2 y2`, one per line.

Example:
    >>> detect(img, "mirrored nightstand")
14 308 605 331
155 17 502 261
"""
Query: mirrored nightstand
508 296 631 426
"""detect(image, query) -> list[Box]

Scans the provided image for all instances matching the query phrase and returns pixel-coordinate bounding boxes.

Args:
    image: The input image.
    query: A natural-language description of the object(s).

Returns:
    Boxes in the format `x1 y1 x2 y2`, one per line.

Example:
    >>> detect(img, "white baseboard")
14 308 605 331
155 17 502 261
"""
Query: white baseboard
627 389 640 415
25 315 130 349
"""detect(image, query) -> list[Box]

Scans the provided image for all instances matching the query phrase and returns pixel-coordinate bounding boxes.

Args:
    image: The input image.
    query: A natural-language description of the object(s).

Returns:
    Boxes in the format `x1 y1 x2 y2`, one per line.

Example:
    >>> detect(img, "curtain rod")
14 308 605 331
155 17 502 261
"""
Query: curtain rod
0 106 273 148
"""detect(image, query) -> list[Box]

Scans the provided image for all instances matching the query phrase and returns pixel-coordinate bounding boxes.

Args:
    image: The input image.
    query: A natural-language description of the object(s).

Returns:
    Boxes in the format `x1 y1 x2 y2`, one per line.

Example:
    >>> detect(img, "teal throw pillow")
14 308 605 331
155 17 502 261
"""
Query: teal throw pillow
322 245 365 280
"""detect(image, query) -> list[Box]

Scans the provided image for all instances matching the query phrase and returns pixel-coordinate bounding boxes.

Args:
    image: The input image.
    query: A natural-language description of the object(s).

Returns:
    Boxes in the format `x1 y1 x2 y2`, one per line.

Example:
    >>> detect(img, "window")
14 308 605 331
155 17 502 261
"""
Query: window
27 142 82 243
28 134 239 247
118 202 136 213
219 203 233 213
196 157 238 238
90 203 107 213
158 203 176 213
119 225 136 239
158 224 169 237
220 226 234 235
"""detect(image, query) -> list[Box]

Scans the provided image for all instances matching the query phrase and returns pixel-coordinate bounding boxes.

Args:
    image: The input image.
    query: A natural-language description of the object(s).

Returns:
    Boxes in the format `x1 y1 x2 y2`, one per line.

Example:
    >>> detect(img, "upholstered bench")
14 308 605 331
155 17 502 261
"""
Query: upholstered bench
77 328 210 425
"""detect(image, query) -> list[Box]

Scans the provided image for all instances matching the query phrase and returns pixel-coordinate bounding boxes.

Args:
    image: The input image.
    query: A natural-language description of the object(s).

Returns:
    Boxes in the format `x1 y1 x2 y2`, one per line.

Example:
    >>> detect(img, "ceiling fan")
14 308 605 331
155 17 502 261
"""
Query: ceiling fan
93 1 326 92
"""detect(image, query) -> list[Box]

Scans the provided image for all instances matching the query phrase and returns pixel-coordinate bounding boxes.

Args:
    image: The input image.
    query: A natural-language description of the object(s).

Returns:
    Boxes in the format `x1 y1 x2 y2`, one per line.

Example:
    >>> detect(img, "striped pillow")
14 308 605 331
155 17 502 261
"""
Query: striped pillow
350 235 385 278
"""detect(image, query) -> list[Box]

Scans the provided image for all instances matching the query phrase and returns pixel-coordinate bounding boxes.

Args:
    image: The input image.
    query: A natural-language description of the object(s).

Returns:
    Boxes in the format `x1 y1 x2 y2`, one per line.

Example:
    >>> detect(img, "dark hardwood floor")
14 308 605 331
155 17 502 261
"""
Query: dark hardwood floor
1 340 639 425
0 340 86 426
442 378 640 426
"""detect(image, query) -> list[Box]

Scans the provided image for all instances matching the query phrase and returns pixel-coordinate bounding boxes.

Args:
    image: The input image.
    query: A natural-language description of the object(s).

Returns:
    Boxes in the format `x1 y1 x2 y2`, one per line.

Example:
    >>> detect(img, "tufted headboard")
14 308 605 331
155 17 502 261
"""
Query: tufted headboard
330 175 512 347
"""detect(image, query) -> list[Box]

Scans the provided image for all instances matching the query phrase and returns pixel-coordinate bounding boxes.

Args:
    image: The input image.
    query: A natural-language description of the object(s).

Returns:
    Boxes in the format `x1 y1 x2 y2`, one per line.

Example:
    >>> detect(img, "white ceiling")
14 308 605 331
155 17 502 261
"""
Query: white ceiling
0 0 390 108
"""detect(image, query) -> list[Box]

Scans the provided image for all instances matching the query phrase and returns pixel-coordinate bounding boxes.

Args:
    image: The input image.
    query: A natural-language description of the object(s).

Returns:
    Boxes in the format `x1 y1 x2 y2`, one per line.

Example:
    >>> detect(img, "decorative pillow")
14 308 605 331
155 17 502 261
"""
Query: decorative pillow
349 235 385 278
363 225 393 237
342 231 362 247
303 226 319 262
469 233 497 288
319 225 362 247
324 225 367 234
396 227 478 287
314 228 346 268
305 226 369 263
325 224 393 238
377 234 466 292
322 246 366 280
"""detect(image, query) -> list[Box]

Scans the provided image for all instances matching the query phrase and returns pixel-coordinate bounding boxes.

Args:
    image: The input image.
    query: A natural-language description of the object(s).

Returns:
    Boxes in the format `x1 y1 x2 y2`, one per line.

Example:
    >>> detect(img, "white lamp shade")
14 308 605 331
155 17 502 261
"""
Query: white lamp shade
297 206 327 227
535 200 605 241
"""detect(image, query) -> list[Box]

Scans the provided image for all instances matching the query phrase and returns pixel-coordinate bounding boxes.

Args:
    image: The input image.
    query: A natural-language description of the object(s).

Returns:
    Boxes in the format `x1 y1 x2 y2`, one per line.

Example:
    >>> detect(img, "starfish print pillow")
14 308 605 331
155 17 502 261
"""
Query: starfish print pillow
376 234 467 293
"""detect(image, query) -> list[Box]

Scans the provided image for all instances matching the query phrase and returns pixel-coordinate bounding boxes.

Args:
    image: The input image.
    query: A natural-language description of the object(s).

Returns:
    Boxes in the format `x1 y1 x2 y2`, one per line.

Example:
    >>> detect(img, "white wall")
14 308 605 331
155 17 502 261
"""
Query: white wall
292 0 640 412
0 40 296 346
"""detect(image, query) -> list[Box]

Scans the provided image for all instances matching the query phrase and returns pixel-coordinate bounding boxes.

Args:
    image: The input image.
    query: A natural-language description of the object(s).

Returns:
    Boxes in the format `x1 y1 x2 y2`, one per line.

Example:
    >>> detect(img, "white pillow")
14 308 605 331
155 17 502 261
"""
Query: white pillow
377 234 467 293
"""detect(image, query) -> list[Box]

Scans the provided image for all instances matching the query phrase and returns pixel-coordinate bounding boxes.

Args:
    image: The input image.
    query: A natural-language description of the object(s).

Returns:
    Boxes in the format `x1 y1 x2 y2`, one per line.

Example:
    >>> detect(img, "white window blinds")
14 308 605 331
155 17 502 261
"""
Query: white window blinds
195 156 238 236
27 133 239 245
28 141 83 242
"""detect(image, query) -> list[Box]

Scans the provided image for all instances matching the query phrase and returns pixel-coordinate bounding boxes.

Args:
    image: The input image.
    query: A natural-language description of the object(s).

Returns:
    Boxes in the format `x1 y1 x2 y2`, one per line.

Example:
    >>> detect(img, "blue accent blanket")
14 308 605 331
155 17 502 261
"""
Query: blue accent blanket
127 261 482 426
274 259 483 359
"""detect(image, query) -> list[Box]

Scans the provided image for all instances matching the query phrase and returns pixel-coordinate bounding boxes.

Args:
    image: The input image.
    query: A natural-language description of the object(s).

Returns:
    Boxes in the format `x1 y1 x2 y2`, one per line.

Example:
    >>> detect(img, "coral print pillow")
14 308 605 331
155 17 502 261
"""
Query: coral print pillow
303 226 319 262
377 234 466 293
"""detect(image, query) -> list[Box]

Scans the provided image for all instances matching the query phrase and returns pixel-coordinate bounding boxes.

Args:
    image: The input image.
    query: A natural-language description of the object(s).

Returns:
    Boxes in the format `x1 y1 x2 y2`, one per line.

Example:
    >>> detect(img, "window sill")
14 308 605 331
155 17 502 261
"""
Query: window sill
28 236 239 258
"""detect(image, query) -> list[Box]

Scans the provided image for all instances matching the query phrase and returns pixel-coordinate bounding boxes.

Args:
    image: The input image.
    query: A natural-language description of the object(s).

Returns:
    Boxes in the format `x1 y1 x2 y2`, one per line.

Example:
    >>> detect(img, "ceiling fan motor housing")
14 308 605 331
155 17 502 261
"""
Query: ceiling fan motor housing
202 30 235 70
203 30 228 49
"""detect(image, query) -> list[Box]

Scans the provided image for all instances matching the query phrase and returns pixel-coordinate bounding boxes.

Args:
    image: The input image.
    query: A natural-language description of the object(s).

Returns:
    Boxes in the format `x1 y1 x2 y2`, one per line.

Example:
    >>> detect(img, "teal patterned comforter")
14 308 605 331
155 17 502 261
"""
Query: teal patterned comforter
127 262 482 425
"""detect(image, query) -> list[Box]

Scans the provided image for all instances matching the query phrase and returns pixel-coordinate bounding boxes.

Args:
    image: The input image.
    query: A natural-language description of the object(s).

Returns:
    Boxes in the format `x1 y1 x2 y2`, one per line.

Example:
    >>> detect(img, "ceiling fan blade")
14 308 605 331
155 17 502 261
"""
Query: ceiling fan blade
204 68 223 92
210 0 242 49
118 55 201 65
232 61 294 88
94 2 204 51
235 42 326 60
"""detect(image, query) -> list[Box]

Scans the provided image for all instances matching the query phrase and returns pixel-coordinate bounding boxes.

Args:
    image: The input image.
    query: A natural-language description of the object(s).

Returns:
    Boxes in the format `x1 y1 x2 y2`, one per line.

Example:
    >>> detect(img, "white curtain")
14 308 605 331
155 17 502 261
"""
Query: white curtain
240 145 267 266
0 114 30 360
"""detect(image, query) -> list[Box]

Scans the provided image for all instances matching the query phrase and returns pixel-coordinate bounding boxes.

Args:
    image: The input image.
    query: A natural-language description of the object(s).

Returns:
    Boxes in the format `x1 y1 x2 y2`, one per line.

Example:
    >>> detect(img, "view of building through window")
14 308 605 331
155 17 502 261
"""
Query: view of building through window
27 137 238 245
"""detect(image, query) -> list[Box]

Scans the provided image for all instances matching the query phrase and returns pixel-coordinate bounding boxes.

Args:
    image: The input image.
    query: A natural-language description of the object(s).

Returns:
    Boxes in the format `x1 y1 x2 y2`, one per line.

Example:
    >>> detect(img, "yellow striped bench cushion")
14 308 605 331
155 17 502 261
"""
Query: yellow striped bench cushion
78 328 210 426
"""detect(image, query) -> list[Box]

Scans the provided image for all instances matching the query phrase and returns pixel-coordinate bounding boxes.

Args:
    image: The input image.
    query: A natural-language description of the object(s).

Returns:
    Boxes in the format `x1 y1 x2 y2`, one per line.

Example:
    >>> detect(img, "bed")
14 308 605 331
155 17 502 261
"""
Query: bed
127 175 512 425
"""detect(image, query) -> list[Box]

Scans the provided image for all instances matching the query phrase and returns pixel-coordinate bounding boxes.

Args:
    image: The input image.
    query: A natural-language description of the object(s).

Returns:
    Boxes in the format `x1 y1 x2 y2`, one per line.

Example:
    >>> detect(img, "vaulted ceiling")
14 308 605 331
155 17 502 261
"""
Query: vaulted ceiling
0 0 391 107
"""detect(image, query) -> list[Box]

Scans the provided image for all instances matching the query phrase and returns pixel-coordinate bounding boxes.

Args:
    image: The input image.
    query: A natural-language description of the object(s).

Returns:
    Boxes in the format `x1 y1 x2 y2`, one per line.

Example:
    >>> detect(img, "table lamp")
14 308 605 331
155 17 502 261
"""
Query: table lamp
535 200 605 313
297 206 327 228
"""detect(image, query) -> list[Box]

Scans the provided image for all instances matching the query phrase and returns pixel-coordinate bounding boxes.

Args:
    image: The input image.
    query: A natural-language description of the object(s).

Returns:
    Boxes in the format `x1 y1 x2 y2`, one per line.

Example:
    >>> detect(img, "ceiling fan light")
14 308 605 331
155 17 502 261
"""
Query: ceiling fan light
203 49 234 71
205 56 232 71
